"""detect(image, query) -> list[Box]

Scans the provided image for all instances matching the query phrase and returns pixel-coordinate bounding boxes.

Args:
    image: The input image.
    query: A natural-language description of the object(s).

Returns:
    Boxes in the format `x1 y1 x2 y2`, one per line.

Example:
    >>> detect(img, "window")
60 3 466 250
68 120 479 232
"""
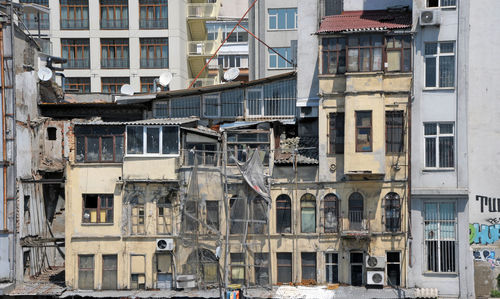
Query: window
356 111 372 152
386 252 400 286
140 77 169 93
230 253 245 284
65 77 90 93
425 42 455 88
277 253 292 283
427 0 456 7
47 127 57 140
156 253 173 289
230 196 244 234
154 97 201 118
126 126 179 155
269 47 293 69
78 255 94 289
385 192 401 232
328 112 344 154
254 253 269 285
60 0 89 29
250 197 268 234
424 202 456 272
100 0 128 29
268 8 297 30
347 35 383 72
301 193 316 233
101 39 129 68
75 125 124 163
102 255 117 290
217 55 249 69
206 21 248 42
204 93 220 117
20 0 49 30
140 0 168 29
325 0 342 16
276 194 291 234
424 123 454 168
101 77 129 93
140 38 168 68
206 201 219 230
131 203 145 235
323 194 338 233
322 38 346 74
184 143 218 166
386 35 411 72
301 253 316 282
263 79 297 115
348 192 363 230
226 131 270 165
221 89 244 117
157 196 173 234
325 253 339 283
130 255 146 289
386 111 404 153
82 194 113 224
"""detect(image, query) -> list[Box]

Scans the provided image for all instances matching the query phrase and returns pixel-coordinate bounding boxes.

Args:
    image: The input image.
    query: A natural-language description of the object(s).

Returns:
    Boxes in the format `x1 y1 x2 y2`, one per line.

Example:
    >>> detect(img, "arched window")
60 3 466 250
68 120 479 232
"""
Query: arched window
186 248 218 284
324 194 339 233
301 193 316 233
385 192 401 232
276 194 291 233
348 192 363 230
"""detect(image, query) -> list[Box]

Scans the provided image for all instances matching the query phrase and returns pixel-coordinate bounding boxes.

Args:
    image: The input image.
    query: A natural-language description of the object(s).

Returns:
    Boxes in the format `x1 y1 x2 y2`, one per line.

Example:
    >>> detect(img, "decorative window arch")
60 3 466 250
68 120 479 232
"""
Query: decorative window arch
385 192 401 232
323 194 339 233
301 193 316 233
348 192 363 230
276 194 291 233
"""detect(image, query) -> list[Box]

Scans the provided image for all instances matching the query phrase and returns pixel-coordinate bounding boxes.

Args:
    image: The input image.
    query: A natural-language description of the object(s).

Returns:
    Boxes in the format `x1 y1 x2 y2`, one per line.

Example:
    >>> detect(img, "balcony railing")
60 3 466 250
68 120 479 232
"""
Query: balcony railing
186 2 220 19
101 58 129 68
24 18 49 30
340 211 370 237
140 58 169 69
188 40 220 56
181 149 220 167
61 19 89 29
140 18 168 29
101 18 129 29
65 59 90 69
188 77 220 88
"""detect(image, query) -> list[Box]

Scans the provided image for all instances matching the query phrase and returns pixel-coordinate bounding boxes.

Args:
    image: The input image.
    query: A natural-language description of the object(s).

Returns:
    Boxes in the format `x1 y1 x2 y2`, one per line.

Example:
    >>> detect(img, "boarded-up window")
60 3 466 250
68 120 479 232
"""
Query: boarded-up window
254 253 269 285
131 205 145 234
230 253 245 284
276 194 291 233
102 255 117 290
277 252 292 283
157 196 172 234
78 255 94 290
301 194 316 233
131 255 146 289
301 252 316 282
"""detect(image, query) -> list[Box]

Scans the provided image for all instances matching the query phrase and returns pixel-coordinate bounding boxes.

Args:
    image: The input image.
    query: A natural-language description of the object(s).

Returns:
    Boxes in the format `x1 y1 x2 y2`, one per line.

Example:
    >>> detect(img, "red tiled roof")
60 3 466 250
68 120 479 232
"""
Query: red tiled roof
317 10 412 34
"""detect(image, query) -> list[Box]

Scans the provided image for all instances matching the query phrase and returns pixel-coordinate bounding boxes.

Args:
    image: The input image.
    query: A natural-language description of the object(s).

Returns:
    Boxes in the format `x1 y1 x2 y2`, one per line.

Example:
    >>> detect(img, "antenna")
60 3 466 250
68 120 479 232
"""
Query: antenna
223 67 240 82
120 84 134 96
37 67 53 81
158 71 173 87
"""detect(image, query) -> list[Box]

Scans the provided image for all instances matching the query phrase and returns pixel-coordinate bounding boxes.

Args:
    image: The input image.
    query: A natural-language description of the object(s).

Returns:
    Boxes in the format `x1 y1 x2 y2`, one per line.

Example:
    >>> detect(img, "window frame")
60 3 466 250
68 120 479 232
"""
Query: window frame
268 8 298 31
423 122 455 170
424 41 456 89
203 93 221 118
61 38 90 69
328 112 345 155
386 35 411 72
246 88 264 116
100 38 130 69
355 111 372 152
385 110 405 154
268 47 293 69
300 193 316 234
384 192 401 232
323 193 339 233
322 37 346 75
226 130 270 165
386 251 401 286
76 132 124 163
100 0 129 29
82 194 113 224
65 77 91 93
139 0 168 29
426 0 456 8
346 34 384 72
102 254 118 290
140 77 169 93
276 194 292 234
301 252 317 282
125 125 180 157
157 196 173 235
140 38 169 69
60 0 89 30
325 252 339 283
277 252 292 283
230 253 245 284
101 77 129 93
131 204 146 235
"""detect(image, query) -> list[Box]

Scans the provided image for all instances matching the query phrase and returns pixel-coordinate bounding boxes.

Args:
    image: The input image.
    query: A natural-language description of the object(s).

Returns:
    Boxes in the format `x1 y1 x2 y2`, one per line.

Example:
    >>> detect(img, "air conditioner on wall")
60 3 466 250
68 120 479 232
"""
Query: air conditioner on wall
420 10 441 26
365 255 386 269
367 270 385 286
156 238 174 251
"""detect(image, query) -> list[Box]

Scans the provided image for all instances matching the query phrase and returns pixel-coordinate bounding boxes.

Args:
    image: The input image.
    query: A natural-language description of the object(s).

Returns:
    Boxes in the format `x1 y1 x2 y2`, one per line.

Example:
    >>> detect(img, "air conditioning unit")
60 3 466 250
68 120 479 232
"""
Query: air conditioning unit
299 107 318 118
156 238 174 251
367 270 385 286
420 10 440 26
365 255 386 268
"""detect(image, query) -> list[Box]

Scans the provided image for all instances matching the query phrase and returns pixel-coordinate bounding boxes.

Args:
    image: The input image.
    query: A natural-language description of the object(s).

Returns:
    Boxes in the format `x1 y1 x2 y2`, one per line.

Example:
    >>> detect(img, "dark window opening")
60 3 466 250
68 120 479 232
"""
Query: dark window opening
254 253 269 285
385 192 401 232
301 252 316 282
350 252 363 286
47 127 57 140
328 112 344 154
386 111 404 153
386 252 400 286
276 194 291 233
277 252 292 283
325 253 338 283
427 0 439 7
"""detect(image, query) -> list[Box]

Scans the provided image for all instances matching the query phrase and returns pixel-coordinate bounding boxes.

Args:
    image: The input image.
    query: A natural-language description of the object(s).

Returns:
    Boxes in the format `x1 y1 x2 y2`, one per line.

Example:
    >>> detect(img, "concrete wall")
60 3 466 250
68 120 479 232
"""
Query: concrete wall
343 0 411 11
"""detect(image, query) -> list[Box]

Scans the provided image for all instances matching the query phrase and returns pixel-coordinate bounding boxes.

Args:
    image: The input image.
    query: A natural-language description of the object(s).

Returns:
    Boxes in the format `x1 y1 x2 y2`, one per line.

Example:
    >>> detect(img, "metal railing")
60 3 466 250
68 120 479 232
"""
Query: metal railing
181 149 220 167
101 58 129 68
24 18 49 30
101 18 129 29
186 1 220 19
187 40 220 56
65 58 90 69
61 19 89 29
140 58 168 69
140 18 168 29
340 211 369 233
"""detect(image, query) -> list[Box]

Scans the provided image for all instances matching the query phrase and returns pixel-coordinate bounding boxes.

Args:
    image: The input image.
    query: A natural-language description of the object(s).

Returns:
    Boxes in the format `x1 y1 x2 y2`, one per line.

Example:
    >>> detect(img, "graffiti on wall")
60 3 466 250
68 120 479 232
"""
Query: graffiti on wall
476 195 500 213
473 249 500 269
470 195 500 245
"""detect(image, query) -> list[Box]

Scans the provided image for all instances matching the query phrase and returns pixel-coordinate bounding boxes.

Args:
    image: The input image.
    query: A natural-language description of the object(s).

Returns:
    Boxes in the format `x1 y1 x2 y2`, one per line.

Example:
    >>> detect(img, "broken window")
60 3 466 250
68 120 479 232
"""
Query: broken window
254 253 269 285
75 125 124 162
230 253 245 284
323 194 338 233
356 111 372 152
131 204 145 234
347 35 383 72
277 252 292 284
385 192 401 232
328 112 344 154
102 255 117 290
206 201 219 231
276 194 291 234
424 202 456 273
250 197 267 234
47 127 57 140
386 36 411 72
185 143 218 166
325 252 338 283
156 253 173 289
322 37 346 74
227 131 270 165
131 255 146 289
157 196 173 234
78 255 94 290
301 193 316 233
127 126 179 155
386 251 400 286
301 252 316 282
386 111 404 153
82 194 113 224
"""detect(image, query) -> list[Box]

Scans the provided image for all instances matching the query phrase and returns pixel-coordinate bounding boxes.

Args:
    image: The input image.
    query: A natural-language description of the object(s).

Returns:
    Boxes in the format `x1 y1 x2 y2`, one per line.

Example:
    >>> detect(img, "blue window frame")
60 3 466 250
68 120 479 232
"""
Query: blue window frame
269 47 293 69
268 8 297 30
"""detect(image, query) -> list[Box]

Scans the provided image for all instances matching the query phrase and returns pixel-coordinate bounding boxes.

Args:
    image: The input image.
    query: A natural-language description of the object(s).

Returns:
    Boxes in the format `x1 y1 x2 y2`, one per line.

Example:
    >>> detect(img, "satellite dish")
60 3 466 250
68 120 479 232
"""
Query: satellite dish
120 84 134 96
224 67 240 82
37 67 53 81
158 71 173 87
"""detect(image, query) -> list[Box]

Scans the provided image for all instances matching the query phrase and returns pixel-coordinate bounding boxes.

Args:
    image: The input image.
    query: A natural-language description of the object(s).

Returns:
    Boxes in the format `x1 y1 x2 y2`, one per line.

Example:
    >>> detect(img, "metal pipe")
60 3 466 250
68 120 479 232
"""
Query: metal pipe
10 0 18 282
0 25 5 233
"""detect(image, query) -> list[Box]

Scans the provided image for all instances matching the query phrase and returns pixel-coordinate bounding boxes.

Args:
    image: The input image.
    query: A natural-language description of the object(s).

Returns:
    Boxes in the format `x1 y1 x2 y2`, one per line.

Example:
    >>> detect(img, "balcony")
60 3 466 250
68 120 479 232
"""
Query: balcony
101 58 129 69
140 18 168 29
65 59 90 69
61 19 89 30
340 211 370 238
187 40 220 57
187 1 220 41
101 18 129 29
140 58 169 69
188 77 220 88
24 18 49 30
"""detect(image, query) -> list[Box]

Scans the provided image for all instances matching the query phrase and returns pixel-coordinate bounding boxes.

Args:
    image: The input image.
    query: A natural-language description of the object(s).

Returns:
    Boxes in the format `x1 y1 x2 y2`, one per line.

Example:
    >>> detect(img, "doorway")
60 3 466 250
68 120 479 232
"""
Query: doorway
350 252 364 286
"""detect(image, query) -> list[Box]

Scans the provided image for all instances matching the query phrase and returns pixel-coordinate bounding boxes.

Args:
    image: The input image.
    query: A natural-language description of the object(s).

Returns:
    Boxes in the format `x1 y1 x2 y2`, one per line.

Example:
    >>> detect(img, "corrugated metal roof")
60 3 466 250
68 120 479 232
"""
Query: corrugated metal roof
317 10 411 34
73 117 199 126
182 126 220 137
60 289 220 298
